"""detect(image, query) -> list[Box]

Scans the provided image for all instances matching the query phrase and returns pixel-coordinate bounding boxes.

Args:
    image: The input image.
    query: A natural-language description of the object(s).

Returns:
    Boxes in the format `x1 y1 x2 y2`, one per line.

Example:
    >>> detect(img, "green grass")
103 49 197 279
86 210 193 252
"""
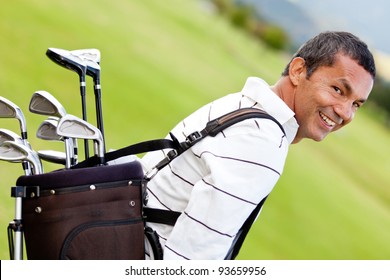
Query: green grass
0 0 389 260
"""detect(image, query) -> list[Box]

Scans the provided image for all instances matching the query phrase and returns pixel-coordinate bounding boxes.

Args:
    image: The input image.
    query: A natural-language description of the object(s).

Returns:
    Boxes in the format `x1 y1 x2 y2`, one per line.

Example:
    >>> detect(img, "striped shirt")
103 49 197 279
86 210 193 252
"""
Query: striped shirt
141 77 299 259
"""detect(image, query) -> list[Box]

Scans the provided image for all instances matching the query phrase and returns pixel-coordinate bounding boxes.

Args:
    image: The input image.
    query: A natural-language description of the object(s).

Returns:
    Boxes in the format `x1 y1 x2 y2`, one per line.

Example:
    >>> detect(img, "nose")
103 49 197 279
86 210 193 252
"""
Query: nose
334 101 355 124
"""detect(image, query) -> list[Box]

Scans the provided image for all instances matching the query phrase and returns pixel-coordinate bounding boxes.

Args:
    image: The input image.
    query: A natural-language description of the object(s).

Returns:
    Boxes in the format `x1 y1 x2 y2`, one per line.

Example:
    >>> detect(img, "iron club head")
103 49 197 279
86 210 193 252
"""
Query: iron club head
36 117 62 141
29 90 67 117
0 96 28 141
0 128 26 146
0 141 43 174
36 117 74 168
57 114 105 165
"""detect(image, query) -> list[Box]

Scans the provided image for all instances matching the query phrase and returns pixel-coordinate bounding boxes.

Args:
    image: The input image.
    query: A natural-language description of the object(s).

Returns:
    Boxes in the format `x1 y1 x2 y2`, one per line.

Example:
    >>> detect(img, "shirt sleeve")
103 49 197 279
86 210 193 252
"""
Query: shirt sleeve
163 119 288 259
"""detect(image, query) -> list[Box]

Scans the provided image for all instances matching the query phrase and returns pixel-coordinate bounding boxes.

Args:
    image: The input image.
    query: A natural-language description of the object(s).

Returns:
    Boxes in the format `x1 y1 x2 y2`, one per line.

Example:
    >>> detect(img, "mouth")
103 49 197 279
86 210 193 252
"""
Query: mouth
319 111 336 128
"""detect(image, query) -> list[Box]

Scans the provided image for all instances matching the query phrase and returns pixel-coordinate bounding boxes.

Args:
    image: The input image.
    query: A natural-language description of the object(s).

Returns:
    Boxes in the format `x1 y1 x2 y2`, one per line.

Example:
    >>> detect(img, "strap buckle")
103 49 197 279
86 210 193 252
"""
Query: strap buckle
145 149 179 180
166 149 178 160
186 131 202 144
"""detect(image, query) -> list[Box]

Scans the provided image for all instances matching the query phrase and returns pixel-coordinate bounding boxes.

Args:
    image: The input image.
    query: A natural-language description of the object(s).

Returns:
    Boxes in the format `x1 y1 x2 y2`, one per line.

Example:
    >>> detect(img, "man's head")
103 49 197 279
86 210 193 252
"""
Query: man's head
277 31 376 143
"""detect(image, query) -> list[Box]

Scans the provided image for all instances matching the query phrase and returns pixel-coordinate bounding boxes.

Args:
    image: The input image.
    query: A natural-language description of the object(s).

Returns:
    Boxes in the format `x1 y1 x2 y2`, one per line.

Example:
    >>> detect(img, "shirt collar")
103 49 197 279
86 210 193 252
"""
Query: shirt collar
241 77 299 144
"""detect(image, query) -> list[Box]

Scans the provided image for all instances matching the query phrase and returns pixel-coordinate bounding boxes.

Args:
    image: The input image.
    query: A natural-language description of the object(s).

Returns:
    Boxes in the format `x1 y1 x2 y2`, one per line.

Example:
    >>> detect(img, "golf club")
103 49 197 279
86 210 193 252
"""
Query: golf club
46 48 89 158
71 49 105 152
0 96 32 175
71 48 101 64
29 90 67 118
30 91 77 166
0 96 29 146
0 128 27 146
36 117 73 168
38 150 66 165
0 128 31 175
0 141 43 174
57 114 105 165
0 140 43 260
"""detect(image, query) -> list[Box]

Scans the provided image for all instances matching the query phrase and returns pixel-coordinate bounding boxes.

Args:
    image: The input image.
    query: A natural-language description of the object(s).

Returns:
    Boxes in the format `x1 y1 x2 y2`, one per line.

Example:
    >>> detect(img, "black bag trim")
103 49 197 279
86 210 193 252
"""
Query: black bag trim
18 161 144 188
22 179 143 198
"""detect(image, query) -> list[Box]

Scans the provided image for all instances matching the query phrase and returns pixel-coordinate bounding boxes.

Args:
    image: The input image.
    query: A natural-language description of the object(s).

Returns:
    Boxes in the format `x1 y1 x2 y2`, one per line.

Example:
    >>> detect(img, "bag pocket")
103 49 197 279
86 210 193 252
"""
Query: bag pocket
60 218 145 260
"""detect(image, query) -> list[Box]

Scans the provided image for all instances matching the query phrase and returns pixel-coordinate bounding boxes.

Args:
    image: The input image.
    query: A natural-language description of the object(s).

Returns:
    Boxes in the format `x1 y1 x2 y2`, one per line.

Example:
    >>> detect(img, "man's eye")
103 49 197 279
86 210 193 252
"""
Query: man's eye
333 86 342 94
353 102 362 108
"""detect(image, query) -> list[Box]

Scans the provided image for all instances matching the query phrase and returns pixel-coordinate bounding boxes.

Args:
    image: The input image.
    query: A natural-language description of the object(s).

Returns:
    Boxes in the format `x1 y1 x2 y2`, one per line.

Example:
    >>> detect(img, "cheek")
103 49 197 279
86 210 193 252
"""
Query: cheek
294 91 319 116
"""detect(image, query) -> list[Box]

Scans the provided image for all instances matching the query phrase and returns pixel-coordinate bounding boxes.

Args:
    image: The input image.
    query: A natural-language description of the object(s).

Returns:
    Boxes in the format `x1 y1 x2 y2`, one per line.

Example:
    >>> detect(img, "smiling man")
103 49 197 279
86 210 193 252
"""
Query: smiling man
277 32 375 143
142 31 376 259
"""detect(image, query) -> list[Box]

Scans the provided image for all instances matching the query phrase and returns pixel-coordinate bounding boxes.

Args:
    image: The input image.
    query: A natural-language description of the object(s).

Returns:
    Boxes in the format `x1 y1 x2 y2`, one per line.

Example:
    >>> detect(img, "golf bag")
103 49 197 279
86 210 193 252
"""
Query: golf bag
14 161 146 260
11 108 284 260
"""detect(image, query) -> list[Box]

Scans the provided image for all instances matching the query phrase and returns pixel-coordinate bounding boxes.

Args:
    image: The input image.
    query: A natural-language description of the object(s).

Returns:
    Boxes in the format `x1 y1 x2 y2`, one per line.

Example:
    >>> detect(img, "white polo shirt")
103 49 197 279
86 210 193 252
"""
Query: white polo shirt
142 77 299 259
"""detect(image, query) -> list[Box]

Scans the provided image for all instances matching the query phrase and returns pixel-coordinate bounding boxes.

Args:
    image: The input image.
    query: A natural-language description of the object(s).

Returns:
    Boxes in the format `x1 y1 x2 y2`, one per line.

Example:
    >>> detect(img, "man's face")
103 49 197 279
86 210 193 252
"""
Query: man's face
292 54 374 143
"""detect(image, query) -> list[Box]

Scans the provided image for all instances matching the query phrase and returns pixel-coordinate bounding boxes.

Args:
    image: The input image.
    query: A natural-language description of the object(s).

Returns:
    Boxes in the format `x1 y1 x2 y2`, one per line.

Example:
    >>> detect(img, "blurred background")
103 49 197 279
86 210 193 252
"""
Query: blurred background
0 0 389 260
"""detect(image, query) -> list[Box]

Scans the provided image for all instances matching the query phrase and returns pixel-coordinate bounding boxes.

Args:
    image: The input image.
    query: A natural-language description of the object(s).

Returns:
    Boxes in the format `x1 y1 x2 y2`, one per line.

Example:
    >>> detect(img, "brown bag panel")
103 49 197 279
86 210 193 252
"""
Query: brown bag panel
22 184 144 260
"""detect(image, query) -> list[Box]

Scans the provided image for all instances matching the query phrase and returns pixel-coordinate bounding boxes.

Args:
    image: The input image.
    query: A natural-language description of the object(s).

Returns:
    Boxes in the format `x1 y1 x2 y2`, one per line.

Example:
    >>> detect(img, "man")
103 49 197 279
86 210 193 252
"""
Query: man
141 31 376 259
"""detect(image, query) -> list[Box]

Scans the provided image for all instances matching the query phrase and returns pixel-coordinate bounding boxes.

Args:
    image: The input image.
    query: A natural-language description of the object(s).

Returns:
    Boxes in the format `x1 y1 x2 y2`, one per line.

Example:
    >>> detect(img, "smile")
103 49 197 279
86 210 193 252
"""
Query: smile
319 111 336 127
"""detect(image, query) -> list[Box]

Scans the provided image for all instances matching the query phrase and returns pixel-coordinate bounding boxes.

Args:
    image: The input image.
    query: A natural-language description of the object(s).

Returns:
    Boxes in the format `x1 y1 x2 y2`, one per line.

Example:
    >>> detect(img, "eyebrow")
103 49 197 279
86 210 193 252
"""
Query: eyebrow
339 78 352 93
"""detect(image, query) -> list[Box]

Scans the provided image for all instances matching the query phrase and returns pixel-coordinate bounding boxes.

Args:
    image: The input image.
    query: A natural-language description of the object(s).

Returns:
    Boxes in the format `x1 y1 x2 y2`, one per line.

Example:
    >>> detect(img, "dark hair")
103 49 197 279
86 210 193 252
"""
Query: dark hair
281 31 376 79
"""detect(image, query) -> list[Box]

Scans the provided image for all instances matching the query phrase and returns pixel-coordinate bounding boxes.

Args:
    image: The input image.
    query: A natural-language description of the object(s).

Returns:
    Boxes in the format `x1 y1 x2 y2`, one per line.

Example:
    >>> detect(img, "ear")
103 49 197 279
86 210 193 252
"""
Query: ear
289 57 306 86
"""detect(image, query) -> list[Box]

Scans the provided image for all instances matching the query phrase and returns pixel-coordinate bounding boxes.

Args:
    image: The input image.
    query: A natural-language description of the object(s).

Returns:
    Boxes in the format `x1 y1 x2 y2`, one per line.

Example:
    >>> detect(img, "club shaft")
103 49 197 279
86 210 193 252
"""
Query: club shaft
21 138 32 176
64 138 72 168
80 78 89 159
72 138 78 165
13 198 23 260
94 81 105 153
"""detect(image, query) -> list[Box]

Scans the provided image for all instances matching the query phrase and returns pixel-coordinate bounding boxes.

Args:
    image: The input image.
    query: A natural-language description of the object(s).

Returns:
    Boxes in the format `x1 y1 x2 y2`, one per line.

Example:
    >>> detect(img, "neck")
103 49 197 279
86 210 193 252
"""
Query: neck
270 76 296 112
271 76 301 144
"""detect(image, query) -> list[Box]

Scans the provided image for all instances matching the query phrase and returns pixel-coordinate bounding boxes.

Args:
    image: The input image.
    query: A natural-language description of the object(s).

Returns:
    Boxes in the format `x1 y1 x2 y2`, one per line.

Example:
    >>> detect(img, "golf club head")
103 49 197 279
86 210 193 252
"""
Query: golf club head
38 150 66 165
29 90 67 117
36 117 63 141
0 128 25 145
57 114 104 163
37 117 74 168
0 96 28 139
71 49 101 64
0 128 33 175
85 60 100 81
0 141 43 174
71 49 101 81
46 48 87 78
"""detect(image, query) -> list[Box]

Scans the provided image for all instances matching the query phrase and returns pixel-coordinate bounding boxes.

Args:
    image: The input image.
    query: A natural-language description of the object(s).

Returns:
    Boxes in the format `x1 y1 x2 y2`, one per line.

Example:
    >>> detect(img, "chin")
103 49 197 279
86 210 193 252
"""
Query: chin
311 134 328 142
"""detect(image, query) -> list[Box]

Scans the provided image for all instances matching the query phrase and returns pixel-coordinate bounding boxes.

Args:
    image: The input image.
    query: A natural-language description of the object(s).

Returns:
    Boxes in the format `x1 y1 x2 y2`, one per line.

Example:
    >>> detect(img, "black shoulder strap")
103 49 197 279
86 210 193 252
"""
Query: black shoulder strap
72 108 285 169
224 196 268 260
71 138 176 169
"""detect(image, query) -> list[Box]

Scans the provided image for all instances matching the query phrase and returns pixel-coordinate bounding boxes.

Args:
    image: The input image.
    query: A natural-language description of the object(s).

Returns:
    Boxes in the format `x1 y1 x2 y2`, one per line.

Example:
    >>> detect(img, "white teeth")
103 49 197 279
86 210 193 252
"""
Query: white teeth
319 112 336 127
